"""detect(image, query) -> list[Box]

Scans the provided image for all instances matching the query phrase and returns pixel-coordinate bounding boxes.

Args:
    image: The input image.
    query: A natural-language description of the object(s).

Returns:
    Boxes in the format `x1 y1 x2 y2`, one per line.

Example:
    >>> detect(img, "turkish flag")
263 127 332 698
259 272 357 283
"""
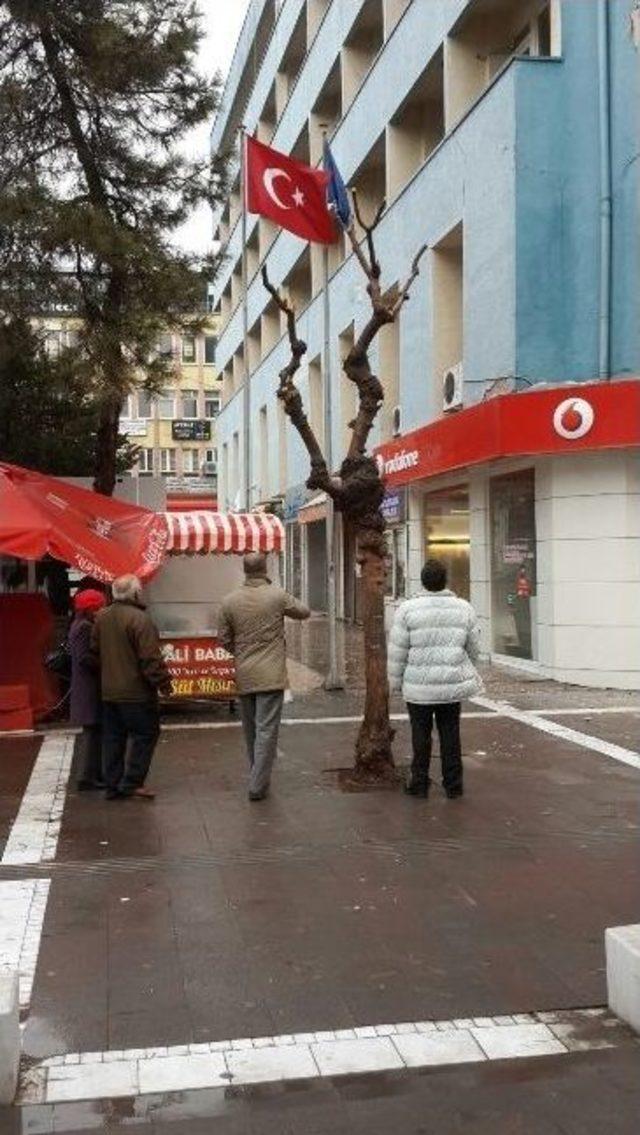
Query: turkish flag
245 136 337 245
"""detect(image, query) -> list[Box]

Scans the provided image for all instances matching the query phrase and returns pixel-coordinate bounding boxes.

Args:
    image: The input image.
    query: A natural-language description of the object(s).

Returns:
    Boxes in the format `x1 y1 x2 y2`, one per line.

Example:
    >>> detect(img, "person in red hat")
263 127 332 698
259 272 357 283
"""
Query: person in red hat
69 588 107 790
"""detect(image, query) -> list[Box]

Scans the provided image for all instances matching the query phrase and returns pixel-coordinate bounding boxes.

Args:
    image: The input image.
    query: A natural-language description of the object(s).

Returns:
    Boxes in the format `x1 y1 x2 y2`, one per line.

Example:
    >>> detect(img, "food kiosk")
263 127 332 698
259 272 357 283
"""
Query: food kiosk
146 510 285 703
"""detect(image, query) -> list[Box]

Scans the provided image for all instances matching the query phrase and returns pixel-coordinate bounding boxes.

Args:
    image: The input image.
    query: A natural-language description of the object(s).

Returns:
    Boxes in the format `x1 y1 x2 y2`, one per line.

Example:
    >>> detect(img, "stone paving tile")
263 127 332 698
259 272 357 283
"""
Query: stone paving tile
311 1037 404 1076
392 1028 486 1066
225 1044 317 1084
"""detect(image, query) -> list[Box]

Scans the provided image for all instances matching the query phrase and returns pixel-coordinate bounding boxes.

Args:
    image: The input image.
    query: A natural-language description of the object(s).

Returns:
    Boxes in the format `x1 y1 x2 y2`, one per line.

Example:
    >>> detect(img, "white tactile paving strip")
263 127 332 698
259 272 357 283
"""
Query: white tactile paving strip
2 732 75 865
16 1008 636 1105
0 879 50 1010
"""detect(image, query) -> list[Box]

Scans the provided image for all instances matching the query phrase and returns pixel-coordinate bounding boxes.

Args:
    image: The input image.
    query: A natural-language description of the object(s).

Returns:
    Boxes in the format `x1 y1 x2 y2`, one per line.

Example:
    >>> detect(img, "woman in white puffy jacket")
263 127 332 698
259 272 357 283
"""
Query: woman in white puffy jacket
387 558 482 799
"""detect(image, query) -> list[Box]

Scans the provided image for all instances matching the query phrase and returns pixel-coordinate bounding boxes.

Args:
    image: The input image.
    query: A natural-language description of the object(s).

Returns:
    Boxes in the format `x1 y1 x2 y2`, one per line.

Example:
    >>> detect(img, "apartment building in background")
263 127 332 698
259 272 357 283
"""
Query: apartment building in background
210 0 640 688
119 318 221 507
43 314 222 508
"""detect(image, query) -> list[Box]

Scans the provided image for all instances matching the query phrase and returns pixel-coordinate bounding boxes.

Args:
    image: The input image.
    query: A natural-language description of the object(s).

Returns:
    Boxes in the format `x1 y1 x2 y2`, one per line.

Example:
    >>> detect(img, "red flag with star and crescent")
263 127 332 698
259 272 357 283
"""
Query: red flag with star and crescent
245 135 337 245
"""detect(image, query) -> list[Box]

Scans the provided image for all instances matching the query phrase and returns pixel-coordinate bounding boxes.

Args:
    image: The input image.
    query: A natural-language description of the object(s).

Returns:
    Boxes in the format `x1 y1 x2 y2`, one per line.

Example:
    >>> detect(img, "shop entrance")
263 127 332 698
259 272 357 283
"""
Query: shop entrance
423 486 470 599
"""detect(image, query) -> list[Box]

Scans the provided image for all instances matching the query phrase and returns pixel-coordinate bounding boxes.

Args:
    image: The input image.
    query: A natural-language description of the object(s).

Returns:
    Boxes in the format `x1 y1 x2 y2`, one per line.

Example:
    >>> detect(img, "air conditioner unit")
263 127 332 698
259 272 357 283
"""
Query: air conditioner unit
202 461 217 476
442 363 463 412
391 404 402 437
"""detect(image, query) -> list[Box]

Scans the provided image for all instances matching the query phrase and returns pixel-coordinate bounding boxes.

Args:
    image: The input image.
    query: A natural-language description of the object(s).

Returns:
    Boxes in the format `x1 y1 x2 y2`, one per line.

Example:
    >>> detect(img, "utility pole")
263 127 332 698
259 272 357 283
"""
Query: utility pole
321 125 343 690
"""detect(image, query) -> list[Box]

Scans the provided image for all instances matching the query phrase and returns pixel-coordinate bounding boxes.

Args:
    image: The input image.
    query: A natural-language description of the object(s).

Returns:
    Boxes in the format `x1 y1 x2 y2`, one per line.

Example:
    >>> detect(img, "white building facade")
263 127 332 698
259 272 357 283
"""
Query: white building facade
211 0 640 689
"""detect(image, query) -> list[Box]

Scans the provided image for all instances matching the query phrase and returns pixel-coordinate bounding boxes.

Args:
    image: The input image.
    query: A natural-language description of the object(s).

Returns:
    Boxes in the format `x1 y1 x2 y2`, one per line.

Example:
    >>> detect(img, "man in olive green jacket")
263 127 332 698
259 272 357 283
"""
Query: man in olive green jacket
91 574 171 800
219 553 310 800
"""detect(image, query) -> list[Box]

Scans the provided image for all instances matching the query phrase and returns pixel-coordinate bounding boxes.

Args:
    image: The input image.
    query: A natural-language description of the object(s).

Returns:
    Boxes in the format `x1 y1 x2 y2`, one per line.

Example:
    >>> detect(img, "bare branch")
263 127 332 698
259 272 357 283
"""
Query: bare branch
391 242 428 316
261 266 341 500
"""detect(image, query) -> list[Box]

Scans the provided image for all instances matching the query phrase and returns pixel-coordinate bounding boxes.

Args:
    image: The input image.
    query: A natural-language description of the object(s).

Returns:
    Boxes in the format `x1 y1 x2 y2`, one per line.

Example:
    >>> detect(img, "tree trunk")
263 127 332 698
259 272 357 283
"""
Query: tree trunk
93 397 121 496
352 520 397 783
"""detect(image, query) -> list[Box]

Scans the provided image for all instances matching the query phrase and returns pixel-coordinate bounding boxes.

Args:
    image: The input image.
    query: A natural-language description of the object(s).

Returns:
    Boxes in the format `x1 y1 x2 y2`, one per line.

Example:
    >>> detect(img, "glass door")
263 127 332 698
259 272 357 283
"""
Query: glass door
424 486 470 599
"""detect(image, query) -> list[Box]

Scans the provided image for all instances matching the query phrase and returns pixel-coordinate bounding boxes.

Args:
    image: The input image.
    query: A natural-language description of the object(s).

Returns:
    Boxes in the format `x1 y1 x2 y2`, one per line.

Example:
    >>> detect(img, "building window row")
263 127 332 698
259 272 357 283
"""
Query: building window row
123 389 221 421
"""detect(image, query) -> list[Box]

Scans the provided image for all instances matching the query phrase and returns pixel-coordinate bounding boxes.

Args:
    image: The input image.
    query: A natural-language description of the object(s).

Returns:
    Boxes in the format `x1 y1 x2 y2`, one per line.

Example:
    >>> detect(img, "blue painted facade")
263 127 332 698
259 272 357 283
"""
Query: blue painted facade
211 0 640 510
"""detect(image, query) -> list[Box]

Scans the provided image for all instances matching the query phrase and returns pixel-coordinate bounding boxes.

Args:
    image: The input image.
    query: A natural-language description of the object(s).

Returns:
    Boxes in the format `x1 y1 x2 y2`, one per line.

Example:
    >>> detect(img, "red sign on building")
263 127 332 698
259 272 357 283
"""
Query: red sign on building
161 636 236 699
373 380 640 488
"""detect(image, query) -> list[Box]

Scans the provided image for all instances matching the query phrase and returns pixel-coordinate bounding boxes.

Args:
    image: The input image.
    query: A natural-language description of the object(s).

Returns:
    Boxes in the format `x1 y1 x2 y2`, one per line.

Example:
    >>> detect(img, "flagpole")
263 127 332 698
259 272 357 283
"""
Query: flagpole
322 128 343 691
240 125 251 512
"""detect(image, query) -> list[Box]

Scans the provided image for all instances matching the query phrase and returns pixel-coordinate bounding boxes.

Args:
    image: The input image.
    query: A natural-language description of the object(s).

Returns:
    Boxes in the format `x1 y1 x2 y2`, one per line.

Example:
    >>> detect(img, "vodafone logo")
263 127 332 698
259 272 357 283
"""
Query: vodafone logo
553 398 595 440
376 449 419 478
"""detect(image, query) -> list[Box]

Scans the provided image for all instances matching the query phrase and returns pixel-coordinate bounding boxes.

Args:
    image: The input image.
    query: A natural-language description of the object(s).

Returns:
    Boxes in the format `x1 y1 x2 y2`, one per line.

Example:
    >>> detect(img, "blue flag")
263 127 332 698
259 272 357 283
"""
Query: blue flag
323 141 351 229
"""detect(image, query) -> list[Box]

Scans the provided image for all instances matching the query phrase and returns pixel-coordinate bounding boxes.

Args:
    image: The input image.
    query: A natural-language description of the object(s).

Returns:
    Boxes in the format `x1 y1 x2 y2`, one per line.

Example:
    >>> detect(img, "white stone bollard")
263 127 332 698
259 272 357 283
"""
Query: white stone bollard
0 972 20 1103
605 924 640 1034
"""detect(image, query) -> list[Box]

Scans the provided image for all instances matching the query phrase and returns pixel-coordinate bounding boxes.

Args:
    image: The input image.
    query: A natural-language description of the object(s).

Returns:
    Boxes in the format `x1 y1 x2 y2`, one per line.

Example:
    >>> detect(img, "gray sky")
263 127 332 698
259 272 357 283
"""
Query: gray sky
175 0 251 253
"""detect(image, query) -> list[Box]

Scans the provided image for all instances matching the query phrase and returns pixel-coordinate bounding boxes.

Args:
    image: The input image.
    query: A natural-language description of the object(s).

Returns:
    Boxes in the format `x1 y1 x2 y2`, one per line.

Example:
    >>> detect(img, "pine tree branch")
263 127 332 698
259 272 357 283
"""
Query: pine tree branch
261 265 341 500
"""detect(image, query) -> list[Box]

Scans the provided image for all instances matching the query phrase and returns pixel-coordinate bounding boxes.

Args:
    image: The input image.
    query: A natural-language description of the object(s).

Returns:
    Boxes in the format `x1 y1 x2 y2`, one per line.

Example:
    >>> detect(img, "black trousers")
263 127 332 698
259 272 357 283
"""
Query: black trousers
102 701 160 793
77 724 103 786
406 702 463 793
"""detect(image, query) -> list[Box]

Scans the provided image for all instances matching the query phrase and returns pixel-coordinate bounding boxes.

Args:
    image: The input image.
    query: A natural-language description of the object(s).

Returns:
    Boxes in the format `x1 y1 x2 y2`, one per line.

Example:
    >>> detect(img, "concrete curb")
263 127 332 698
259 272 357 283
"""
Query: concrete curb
0 972 19 1103
606 925 640 1034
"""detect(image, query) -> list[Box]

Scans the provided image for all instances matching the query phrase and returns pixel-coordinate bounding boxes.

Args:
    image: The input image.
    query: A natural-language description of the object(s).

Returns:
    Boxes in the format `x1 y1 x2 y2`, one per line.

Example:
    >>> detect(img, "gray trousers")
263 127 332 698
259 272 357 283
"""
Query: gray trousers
238 691 285 795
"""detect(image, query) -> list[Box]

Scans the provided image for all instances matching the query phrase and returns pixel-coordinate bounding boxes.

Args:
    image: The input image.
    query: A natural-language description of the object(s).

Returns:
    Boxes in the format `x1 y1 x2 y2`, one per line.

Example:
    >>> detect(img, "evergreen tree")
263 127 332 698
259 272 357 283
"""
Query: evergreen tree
0 317 137 476
0 1 227 493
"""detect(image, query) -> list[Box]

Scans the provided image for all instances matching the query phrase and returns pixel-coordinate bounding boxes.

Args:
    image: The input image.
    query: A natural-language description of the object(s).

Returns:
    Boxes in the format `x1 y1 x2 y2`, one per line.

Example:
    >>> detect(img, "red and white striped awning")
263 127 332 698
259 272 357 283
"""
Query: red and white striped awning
163 511 285 555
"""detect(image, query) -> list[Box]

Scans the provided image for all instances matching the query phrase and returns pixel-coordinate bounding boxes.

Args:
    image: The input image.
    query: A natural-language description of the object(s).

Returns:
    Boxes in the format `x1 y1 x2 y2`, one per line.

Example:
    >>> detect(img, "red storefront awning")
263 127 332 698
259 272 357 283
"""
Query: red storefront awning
164 511 285 554
0 463 167 581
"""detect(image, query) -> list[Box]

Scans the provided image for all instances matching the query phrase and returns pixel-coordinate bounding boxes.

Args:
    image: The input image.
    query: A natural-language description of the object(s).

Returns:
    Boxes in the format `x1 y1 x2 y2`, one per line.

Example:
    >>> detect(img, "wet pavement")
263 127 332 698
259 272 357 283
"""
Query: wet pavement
0 735 39 855
4 1047 640 1133
1 649 639 1132
9 710 639 1060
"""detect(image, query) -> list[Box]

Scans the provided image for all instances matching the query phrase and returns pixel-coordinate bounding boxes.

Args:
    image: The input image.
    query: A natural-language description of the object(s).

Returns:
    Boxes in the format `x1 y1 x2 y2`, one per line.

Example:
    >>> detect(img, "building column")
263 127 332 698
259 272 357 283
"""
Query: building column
406 486 424 594
469 471 491 658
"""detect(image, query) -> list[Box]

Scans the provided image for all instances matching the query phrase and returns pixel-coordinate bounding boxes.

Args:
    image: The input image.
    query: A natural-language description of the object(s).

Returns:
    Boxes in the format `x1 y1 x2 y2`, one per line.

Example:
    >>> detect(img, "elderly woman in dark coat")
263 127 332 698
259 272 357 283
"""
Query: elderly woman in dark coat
69 589 106 790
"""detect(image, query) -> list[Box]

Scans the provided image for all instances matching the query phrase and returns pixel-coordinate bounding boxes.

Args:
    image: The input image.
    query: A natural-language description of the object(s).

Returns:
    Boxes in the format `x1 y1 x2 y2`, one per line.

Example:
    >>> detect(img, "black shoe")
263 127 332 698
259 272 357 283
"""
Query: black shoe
404 781 429 798
445 786 464 799
78 779 106 792
248 790 268 802
105 788 125 800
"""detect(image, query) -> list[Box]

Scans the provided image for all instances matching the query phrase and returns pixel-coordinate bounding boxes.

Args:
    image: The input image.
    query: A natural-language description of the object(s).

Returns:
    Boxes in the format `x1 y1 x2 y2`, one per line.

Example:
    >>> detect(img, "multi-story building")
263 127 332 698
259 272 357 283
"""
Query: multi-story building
41 313 221 506
211 0 640 688
120 318 221 506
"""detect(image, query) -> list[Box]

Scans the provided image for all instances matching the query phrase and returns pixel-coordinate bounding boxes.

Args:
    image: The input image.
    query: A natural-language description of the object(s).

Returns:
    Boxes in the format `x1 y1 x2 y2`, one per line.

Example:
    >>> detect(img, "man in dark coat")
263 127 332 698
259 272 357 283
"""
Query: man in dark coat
69 589 106 790
91 574 171 800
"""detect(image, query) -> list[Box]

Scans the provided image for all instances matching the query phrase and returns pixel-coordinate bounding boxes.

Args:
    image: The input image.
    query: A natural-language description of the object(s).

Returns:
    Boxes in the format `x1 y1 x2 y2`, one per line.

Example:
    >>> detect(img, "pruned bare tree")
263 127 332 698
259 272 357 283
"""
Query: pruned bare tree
263 193 426 783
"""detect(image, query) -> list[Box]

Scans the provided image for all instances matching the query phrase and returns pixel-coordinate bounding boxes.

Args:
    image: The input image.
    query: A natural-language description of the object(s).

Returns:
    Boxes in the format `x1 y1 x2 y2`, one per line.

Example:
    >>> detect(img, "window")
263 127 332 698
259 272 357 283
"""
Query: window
44 329 64 359
157 390 175 419
181 389 198 418
205 447 217 465
159 448 176 474
137 389 153 418
181 335 196 363
182 448 200 474
204 335 217 364
137 448 154 474
156 332 172 358
205 393 220 418
490 469 537 660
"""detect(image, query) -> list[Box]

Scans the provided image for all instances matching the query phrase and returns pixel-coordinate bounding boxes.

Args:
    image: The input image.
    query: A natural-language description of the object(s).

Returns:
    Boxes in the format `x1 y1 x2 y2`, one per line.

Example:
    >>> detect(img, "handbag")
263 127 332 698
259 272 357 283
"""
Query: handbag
44 639 71 678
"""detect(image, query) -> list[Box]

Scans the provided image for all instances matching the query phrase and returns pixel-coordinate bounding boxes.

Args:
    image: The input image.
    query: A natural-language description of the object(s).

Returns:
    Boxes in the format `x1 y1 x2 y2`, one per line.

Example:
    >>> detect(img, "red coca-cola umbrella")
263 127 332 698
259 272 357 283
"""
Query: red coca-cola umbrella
0 462 167 581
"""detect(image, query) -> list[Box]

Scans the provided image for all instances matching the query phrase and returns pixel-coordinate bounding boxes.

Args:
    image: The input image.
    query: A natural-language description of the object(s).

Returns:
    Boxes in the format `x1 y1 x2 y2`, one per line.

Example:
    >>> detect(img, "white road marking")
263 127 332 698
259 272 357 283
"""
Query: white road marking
472 697 640 771
0 879 50 1011
0 706 636 739
17 1007 625 1105
2 732 75 865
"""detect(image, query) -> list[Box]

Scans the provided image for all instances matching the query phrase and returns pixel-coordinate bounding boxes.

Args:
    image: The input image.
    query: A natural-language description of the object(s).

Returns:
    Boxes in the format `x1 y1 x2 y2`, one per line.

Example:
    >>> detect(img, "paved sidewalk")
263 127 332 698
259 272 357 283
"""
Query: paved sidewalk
1 677 639 1130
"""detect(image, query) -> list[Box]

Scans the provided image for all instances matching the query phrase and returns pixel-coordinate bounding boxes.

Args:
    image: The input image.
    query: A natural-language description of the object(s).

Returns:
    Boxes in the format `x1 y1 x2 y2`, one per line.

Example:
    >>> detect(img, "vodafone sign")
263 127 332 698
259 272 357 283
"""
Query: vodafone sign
373 380 640 488
552 397 594 440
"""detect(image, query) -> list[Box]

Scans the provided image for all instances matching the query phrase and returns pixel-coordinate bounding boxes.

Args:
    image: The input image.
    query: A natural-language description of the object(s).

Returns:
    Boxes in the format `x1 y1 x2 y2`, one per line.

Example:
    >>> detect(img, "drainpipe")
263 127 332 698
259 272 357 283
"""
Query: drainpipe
597 0 612 379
